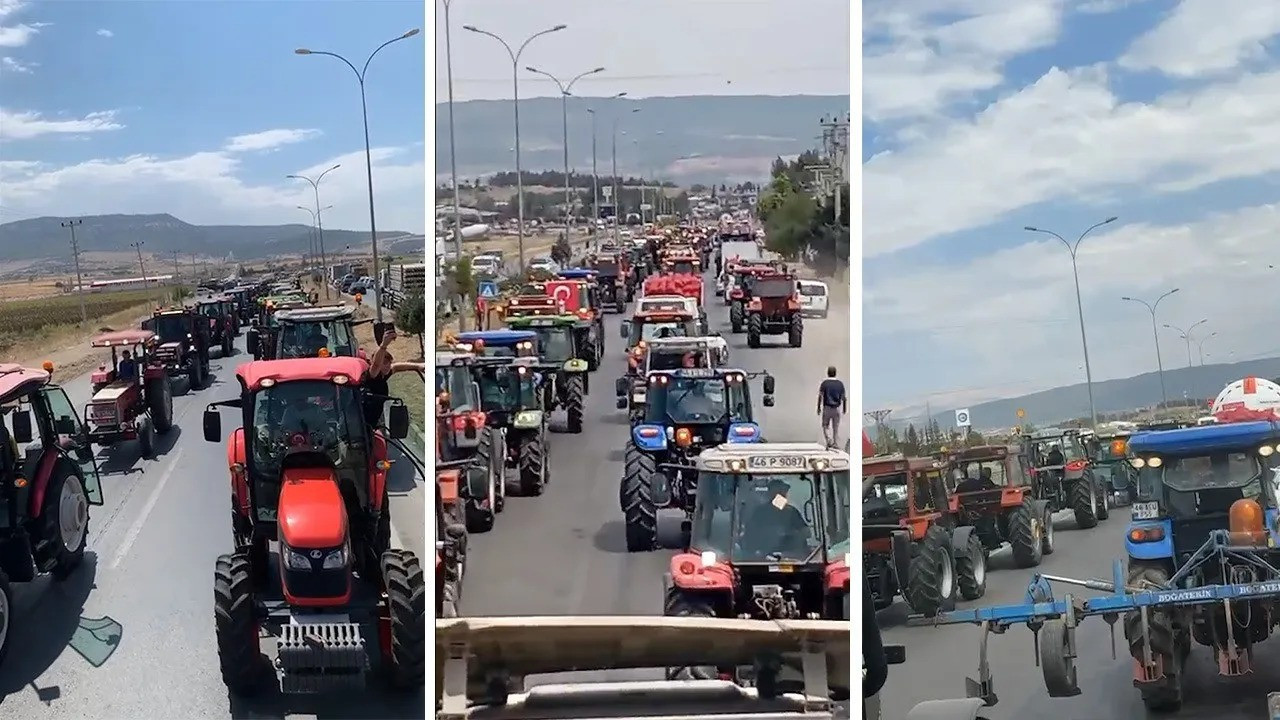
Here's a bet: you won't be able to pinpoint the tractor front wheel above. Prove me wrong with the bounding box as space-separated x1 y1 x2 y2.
564 375 586 433
146 377 173 433
663 587 719 679
1007 502 1044 568
788 316 803 347
620 443 658 552
1069 480 1099 529
517 434 547 496
747 313 762 348
214 552 264 695
137 416 156 460
42 470 89 580
905 525 955 617
381 549 426 689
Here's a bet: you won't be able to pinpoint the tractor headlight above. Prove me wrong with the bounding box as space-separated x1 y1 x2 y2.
1260 445 1276 457
283 546 311 571
322 545 349 570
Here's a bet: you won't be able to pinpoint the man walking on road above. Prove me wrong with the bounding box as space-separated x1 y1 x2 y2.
817 366 846 449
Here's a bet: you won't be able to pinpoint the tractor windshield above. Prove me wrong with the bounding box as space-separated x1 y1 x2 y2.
644 376 748 424
691 471 831 563
753 278 793 298
671 260 695 274
248 380 367 519
150 314 191 343
475 365 537 412
863 472 909 511
277 321 356 358
529 326 575 363
632 320 692 345
436 365 478 411
1152 452 1263 493
196 303 221 318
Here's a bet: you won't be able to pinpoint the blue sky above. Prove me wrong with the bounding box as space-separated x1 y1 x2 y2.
0 0 426 233
863 0 1280 422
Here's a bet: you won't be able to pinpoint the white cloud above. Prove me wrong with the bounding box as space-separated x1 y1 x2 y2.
96 28 112 38
0 0 44 48
0 145 426 235
0 55 32 73
864 66 1280 257
1119 0 1280 78
223 128 322 153
0 108 124 140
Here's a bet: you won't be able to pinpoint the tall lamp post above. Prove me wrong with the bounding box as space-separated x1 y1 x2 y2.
287 164 341 300
464 23 567 271
611 107 640 245
1025 216 1118 429
526 65 605 229
441 0 465 281
1121 287 1179 409
1164 319 1208 369
297 204 333 280
295 27 420 322
1197 331 1218 366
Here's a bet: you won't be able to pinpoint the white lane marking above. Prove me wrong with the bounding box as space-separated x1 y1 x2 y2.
108 448 185 569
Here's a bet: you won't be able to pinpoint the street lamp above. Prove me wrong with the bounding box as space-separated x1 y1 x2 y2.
612 107 640 245
1025 216 1118 429
1197 331 1218 366
1121 287 1179 409
464 23 567 271
441 1 464 289
1163 319 1208 368
295 27 420 322
526 65 605 229
297 204 333 280
287 164 341 299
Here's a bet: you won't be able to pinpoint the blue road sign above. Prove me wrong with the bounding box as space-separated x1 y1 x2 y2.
478 281 499 299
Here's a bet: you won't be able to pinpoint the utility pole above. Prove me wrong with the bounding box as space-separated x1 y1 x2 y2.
61 219 86 324
171 250 181 285
864 409 893 445
191 253 199 281
131 241 152 304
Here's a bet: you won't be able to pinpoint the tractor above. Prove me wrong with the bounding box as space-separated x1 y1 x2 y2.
1022 427 1111 529
464 356 550 496
617 336 729 424
193 295 237 358
451 330 538 359
504 314 590 434
589 253 629 312
726 265 776 331
620 308 700 354
434 458 469 618
619 368 774 552
0 363 105 667
937 445 1054 570
436 351 505 532
744 271 803 348
1092 430 1138 506
200 356 422 695
84 330 174 459
507 290 604 371
143 307 211 391
262 304 369 361
551 270 607 363
863 453 988 617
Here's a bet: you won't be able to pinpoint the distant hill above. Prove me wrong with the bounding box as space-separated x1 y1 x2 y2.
902 358 1280 431
0 213 413 264
435 94 849 185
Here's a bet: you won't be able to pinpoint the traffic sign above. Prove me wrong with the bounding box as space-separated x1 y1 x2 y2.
478 281 499 299
955 408 971 428
1016 408 1026 419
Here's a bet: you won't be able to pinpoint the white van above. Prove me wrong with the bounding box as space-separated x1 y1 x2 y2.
796 279 829 318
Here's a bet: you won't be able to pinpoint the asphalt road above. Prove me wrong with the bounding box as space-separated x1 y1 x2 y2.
458 268 851 684
2 333 427 719
878 509 1280 719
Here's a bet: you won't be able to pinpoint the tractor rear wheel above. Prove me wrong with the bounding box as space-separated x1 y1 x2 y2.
146 377 173 433
620 443 658 552
1069 480 1099 529
1007 502 1044 568
137 416 155 460
788 316 803 347
214 552 264 695
584 339 600 371
517 434 547 496
906 525 955 617
1123 563 1185 712
747 313 762 348
955 533 987 601
477 429 505 513
730 303 744 333
564 375 585 433
222 334 233 357
381 549 426 689
663 588 719 680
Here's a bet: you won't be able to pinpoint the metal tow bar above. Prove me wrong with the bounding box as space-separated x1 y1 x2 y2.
913 531 1280 708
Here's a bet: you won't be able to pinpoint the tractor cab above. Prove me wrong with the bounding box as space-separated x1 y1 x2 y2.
144 307 212 388
588 254 629 312
631 368 773 454
192 295 238 357
1094 431 1138 506
620 309 699 351
436 351 505 531
466 356 542 425
453 330 538 358
618 337 728 423
667 443 852 623
85 330 174 457
505 312 596 373
267 304 366 361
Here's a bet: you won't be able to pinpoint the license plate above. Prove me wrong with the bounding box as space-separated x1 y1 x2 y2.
747 455 807 470
1131 501 1159 520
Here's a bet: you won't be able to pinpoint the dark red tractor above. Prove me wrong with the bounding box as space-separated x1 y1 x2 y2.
745 271 803 348
201 356 423 695
84 330 174 459
193 295 237 358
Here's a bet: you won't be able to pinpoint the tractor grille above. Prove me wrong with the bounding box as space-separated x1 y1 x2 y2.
283 566 349 600
88 403 117 423
277 621 367 694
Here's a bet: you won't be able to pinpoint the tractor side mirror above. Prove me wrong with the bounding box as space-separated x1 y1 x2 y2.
202 408 221 442
762 374 776 394
763 395 775 407
11 410 32 444
387 404 410 440
615 378 629 397
616 397 627 410
619 321 630 338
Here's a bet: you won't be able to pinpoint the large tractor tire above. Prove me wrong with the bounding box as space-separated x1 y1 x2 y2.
747 313 762 348
41 469 89 580
464 447 497 533
1069 479 1099 529
214 552 265 695
478 429 506 513
1123 562 1185 712
954 533 987 601
564 375 586 433
663 587 719 680
905 525 956 617
1093 476 1111 521
0 570 11 668
381 549 426 690
517 434 547 496
1007 502 1045 568
137 416 156 460
620 443 659 552
222 333 234 358
146 377 173 433
730 303 744 333
788 316 803 347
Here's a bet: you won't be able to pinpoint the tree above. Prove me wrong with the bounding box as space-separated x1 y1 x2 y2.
439 255 477 332
395 293 426 359
550 233 573 266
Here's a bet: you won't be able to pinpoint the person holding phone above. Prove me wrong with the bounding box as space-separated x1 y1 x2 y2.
364 327 426 428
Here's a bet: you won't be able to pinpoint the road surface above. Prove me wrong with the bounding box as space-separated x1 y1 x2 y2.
2 333 427 719
877 510 1280 719
458 267 851 684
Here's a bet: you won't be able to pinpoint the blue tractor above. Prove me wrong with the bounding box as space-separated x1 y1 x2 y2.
917 420 1280 717
619 367 774 552
452 330 538 359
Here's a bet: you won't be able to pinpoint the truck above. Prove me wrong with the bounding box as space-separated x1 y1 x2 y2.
381 263 426 309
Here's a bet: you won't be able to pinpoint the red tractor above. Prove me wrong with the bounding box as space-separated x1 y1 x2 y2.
144 307 212 391
201 356 423 695
726 264 776 331
434 458 470 618
84 330 174 459
745 271 803 348
193 295 237 358
0 363 104 665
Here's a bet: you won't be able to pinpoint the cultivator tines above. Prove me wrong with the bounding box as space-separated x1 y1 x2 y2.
277 621 368 693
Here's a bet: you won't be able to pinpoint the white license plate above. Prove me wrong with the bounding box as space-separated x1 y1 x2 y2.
748 455 807 470
1131 501 1159 520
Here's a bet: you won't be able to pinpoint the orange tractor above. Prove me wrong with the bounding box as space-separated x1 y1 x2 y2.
201 356 423 695
745 271 803 348
939 444 1056 569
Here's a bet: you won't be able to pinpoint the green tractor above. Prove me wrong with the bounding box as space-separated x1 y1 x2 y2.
505 314 590 434
465 356 550 496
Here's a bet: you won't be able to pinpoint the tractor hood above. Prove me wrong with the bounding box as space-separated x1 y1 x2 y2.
156 341 183 353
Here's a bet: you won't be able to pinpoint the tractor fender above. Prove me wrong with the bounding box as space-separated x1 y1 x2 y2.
28 446 61 518
888 529 912 590
668 552 734 593
949 525 978 557
906 698 990 720
228 428 250 519
369 431 389 513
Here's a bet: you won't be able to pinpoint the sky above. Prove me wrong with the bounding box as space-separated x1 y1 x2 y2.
434 0 850 102
0 0 426 234
863 0 1280 421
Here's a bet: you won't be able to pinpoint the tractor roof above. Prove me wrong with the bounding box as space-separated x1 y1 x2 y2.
863 453 937 475
696 442 851 473
236 356 368 392
557 268 596 280
456 329 536 346
275 305 357 323
1128 420 1280 456
0 363 51 404
436 350 474 367
506 314 579 326
91 329 157 348
941 445 1018 463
